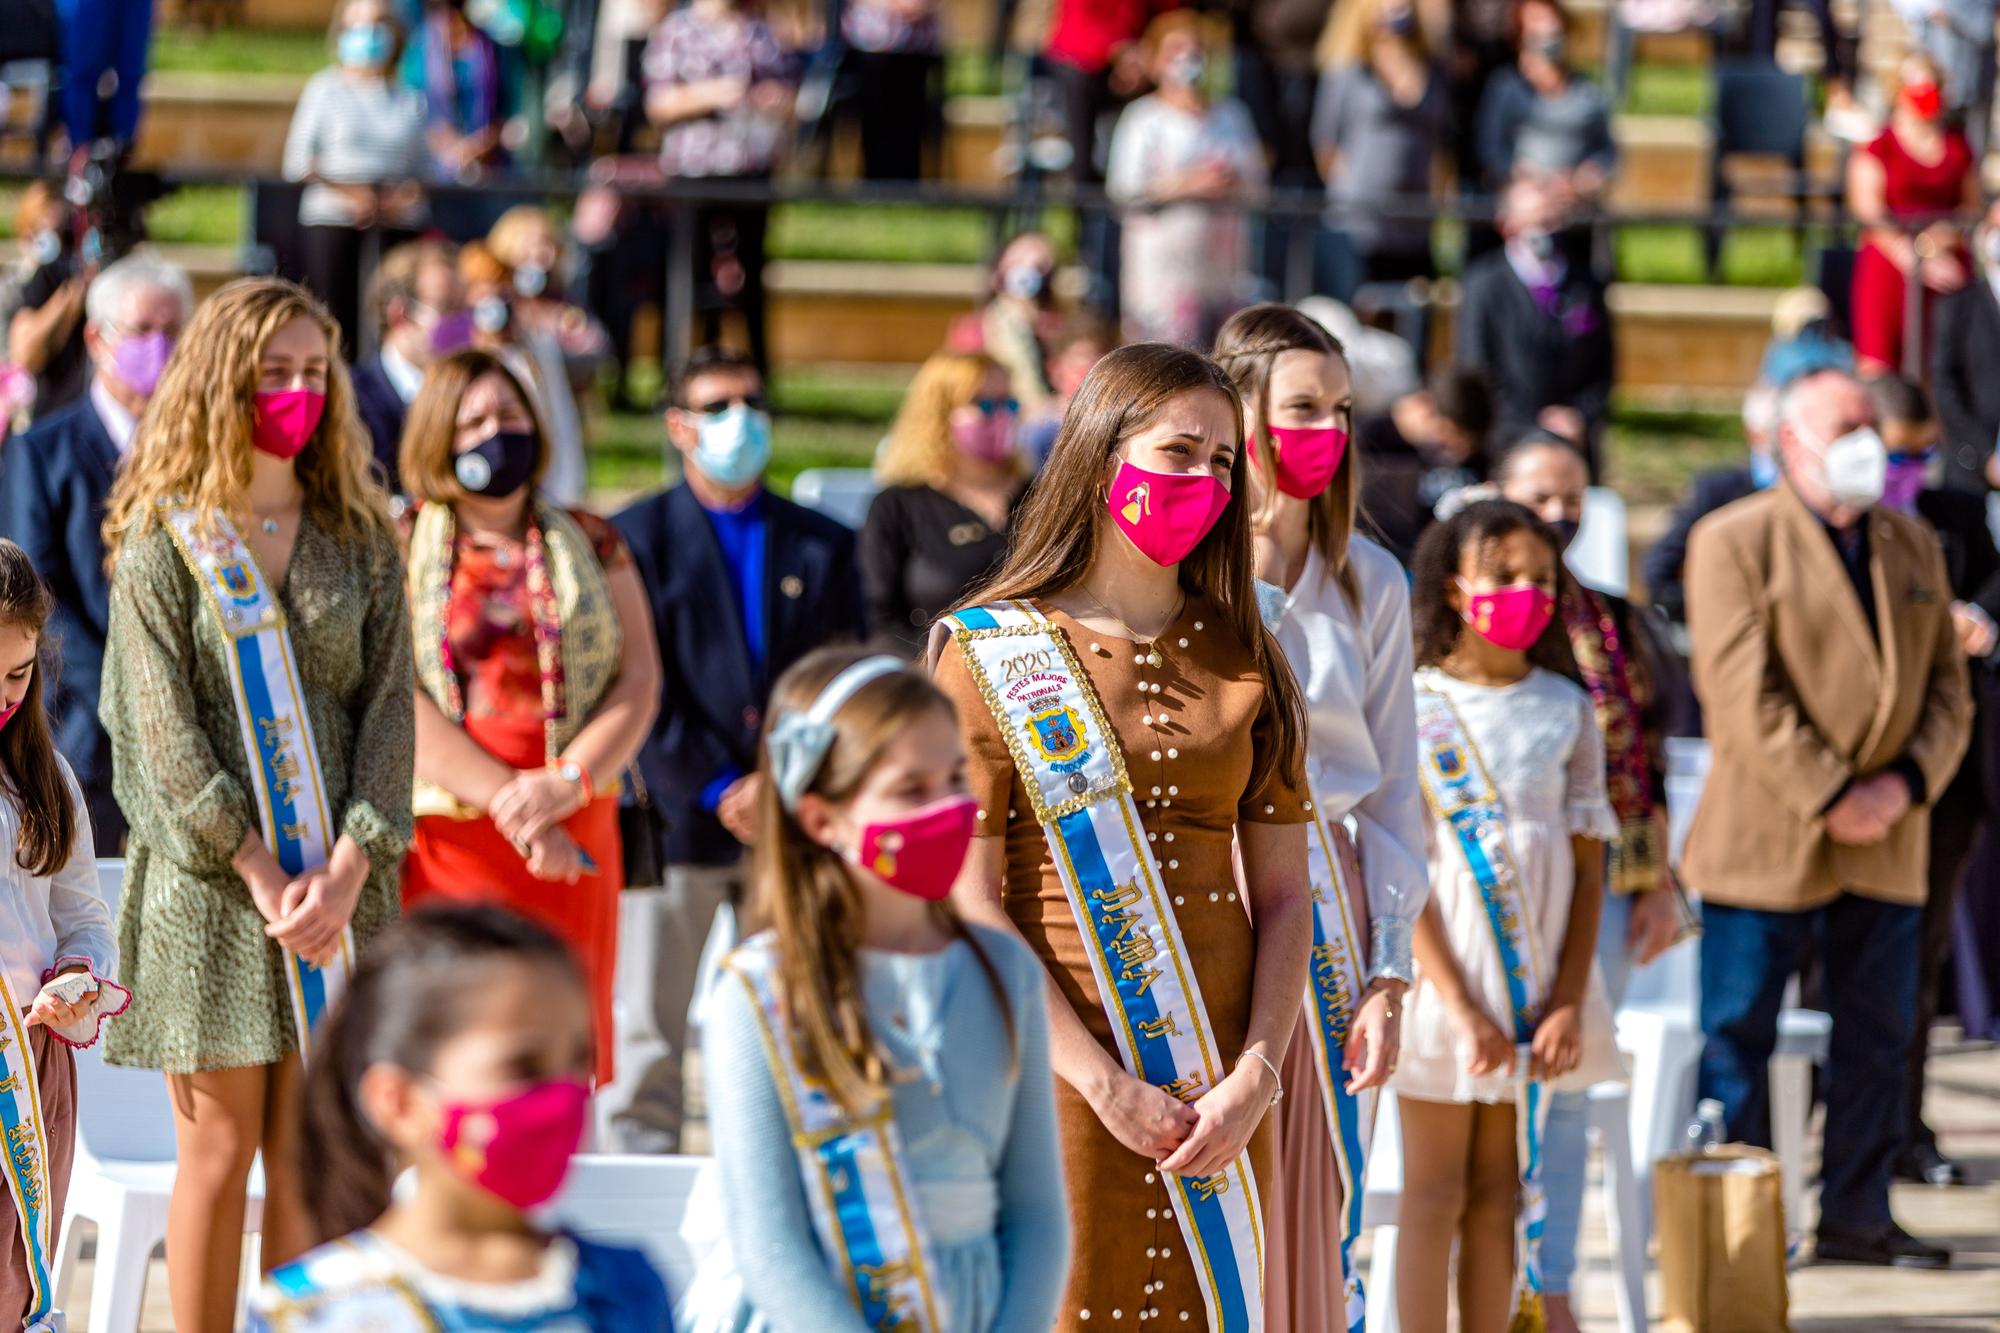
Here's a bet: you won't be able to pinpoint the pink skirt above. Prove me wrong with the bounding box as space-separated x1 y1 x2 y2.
1263 821 1371 1332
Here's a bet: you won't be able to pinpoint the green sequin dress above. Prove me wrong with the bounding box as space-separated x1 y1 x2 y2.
99 516 414 1073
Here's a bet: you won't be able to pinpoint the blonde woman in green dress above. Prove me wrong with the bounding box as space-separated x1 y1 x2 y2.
97 277 414 1332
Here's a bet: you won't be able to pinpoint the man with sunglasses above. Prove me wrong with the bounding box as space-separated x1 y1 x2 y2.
607 345 865 1153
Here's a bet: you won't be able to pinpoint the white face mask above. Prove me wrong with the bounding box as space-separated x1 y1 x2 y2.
1795 418 1888 509
692 403 773 488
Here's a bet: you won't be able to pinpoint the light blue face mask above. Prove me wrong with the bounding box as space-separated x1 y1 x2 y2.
1749 450 1780 490
692 403 773 488
337 22 392 69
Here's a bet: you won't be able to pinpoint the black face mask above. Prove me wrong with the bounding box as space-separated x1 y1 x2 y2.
455 430 538 497
1546 517 1580 551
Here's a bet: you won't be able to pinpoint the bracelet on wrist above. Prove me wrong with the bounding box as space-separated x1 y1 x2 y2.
1237 1049 1284 1104
554 759 593 806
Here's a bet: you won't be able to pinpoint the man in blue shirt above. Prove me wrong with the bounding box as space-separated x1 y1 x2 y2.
607 347 865 1151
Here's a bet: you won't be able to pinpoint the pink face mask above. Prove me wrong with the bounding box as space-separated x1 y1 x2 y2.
0 698 19 733
852 795 978 901
252 388 326 460
1458 580 1555 651
951 408 1018 464
1108 459 1232 567
438 1078 591 1210
1252 423 1349 499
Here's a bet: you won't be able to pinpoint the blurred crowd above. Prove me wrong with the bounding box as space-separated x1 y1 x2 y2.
4 0 1999 431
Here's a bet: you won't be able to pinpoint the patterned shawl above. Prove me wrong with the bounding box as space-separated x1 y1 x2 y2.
1562 583 1662 895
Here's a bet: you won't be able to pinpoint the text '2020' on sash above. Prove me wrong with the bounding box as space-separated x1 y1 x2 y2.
161 507 353 1059
945 600 1265 1333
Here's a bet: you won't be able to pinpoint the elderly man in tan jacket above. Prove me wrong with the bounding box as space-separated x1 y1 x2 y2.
1684 367 1973 1270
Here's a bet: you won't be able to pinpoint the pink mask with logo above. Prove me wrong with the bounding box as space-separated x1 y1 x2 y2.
1252 423 1349 499
252 388 326 460
852 795 978 901
1457 580 1555 651
438 1078 591 1209
1107 460 1232 567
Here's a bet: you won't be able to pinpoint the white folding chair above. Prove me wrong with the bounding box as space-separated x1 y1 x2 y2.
788 468 880 531
1567 487 1630 598
53 860 266 1333
545 1154 708 1296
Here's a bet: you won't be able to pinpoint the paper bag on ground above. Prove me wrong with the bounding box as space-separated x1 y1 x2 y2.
1655 1143 1790 1332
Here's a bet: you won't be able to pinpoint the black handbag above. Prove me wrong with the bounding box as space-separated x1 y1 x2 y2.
617 764 665 890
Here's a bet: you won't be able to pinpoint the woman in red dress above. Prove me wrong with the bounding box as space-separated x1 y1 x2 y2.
398 349 660 1084
1847 52 1980 378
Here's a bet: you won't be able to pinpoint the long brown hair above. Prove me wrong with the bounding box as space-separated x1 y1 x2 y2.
752 647 1017 1115
0 541 76 878
102 277 392 566
1213 303 1363 609
960 342 1308 794
300 906 584 1242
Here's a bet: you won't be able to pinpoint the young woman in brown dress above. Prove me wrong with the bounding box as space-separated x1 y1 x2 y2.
933 342 1313 1331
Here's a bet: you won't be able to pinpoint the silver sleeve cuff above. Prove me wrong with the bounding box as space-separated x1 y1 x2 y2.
1369 916 1415 985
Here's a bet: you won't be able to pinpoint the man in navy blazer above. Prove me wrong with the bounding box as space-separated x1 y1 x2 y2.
606 347 864 1151
349 238 465 491
0 253 192 847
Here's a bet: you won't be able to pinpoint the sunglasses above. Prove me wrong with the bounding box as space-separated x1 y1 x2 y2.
1887 449 1935 466
690 394 769 416
973 397 1020 416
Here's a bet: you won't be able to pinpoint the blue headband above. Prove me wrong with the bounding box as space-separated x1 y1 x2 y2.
766 656 906 812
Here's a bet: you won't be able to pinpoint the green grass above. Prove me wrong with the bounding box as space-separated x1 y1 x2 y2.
1615 223 1808 286
150 24 327 77
142 185 246 247
1605 401 1744 506
1622 63 1710 118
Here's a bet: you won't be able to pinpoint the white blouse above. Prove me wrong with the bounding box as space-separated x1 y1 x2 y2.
1267 536 1429 975
0 756 117 1006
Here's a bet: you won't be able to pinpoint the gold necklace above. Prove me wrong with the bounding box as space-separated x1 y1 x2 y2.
1081 583 1182 668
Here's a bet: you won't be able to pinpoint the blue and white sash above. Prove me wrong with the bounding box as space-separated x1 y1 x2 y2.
719 938 945 1331
1300 797 1372 1333
0 971 61 1333
944 600 1265 1333
161 508 354 1059
1414 687 1551 1331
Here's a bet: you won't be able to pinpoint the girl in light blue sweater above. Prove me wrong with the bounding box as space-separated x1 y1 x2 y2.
682 648 1070 1333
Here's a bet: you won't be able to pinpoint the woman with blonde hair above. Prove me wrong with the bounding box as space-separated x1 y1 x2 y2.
398 348 660 1090
1214 304 1423 1331
858 349 1027 655
484 205 611 396
97 276 414 1331
932 341 1313 1332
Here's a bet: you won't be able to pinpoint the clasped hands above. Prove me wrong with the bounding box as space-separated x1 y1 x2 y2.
1824 772 1913 847
490 766 588 883
240 838 368 968
1089 1058 1269 1182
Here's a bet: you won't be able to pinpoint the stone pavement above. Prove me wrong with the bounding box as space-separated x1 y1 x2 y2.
58 1031 2000 1329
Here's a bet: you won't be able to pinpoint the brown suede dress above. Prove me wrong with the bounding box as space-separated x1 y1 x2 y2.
935 596 1308 1331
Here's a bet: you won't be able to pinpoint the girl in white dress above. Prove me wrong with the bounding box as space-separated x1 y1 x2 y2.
1393 500 1622 1333
1214 303 1423 1333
